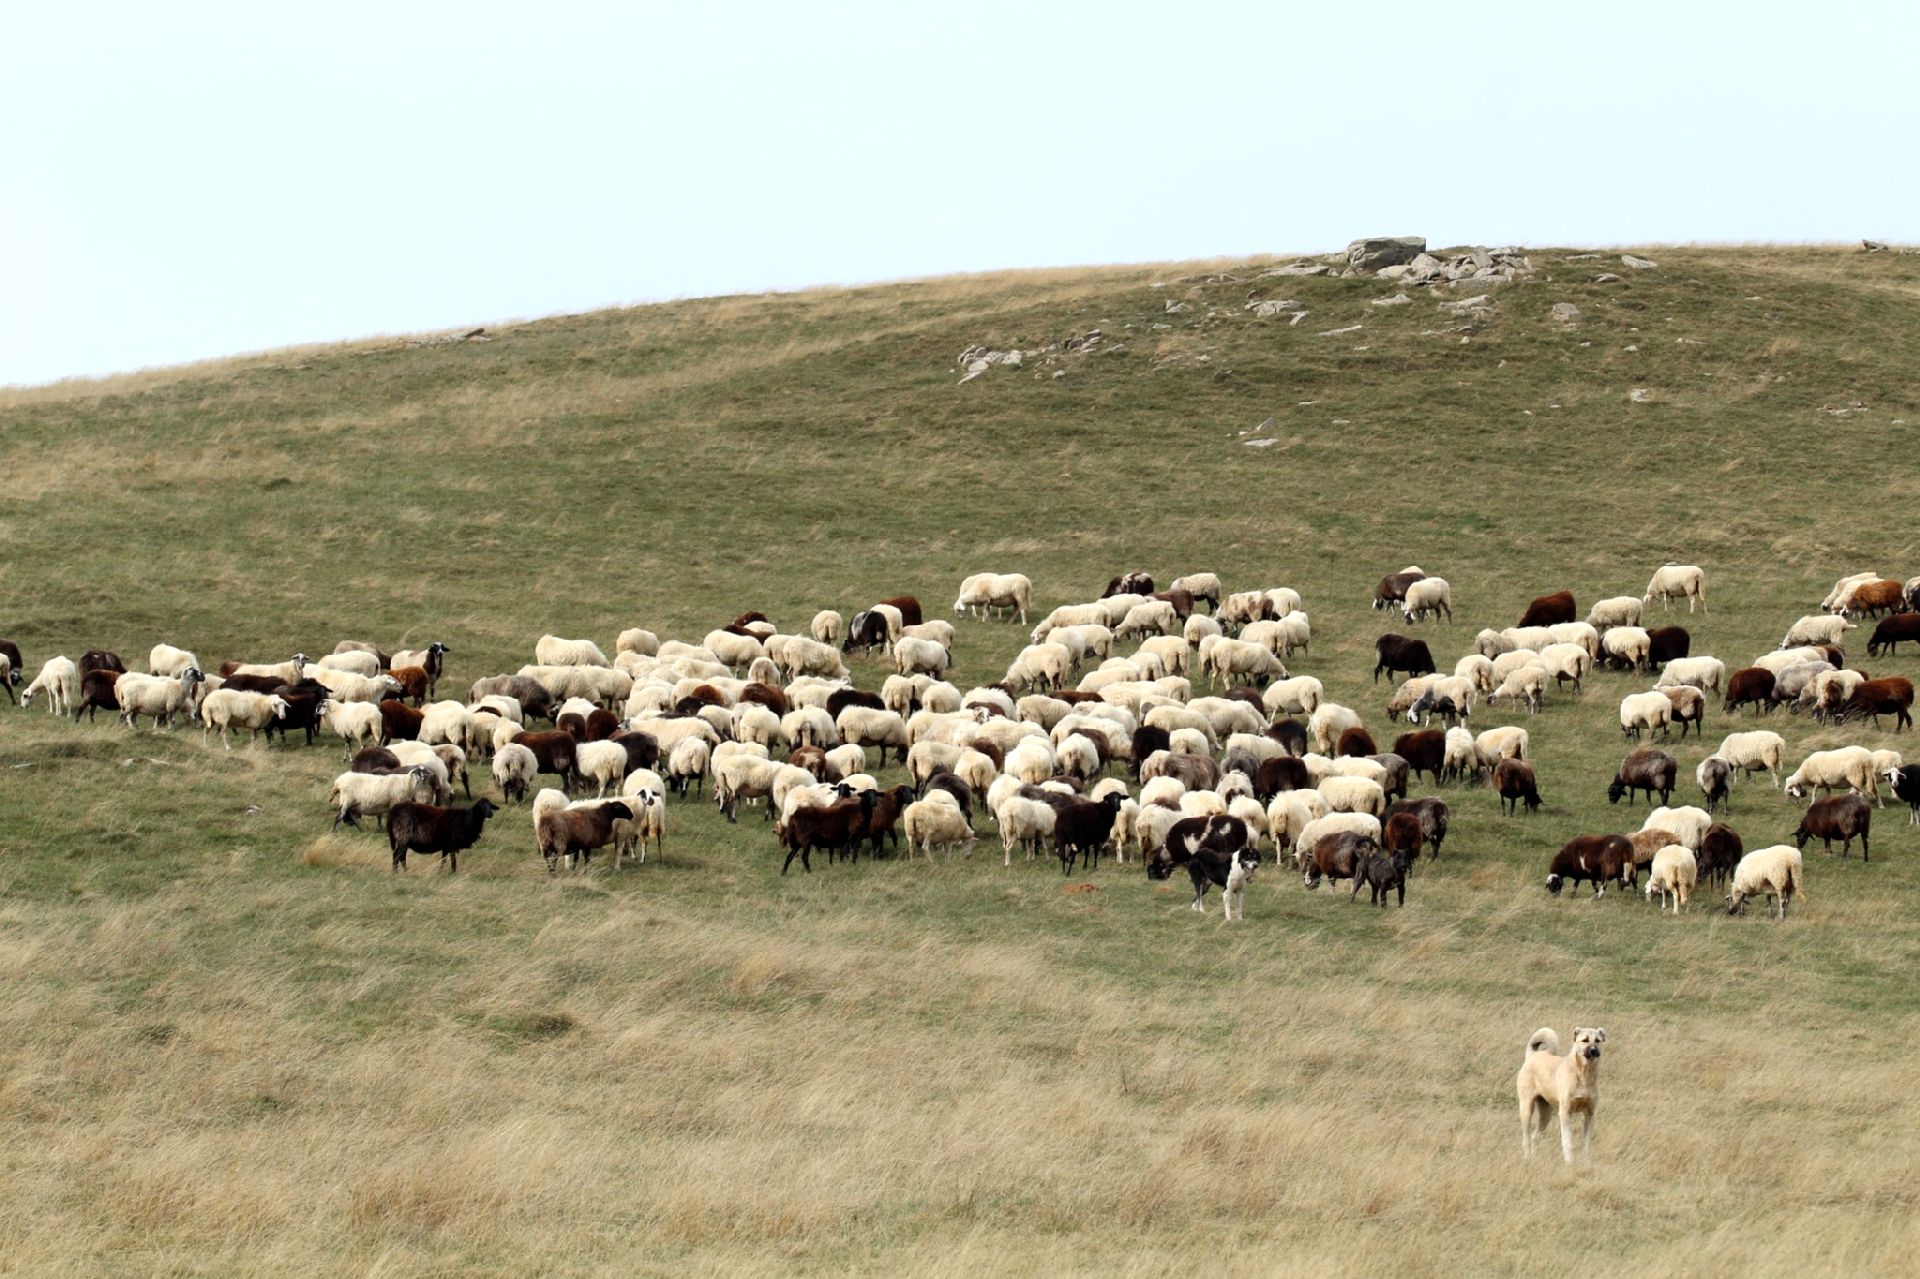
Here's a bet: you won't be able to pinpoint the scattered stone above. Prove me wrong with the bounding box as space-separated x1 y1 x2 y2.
1862 240 1888 253
1550 303 1582 323
1371 293 1412 307
1437 295 1493 314
1629 388 1653 403
1164 300 1189 314
1149 322 1171 330
1318 324 1364 337
1051 370 1067 379
1346 236 1427 272
1331 419 1351 426
1243 438 1278 448
1265 262 1332 277
1593 272 1622 283
1624 343 1638 351
1621 254 1658 270
1245 299 1302 318
1288 311 1310 327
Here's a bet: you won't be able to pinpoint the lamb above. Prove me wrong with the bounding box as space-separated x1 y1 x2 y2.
491 741 538 803
810 611 845 646
1715 731 1786 788
952 572 1033 624
199 689 290 749
21 656 78 715
328 765 437 831
1619 691 1673 740
1726 845 1803 919
113 668 206 730
1643 564 1707 613
902 791 977 861
1784 746 1880 803
1401 577 1453 623
1644 845 1698 913
1642 804 1712 852
1782 614 1853 649
534 635 611 668
1488 665 1546 715
148 644 200 678
1307 703 1363 755
1585 597 1643 631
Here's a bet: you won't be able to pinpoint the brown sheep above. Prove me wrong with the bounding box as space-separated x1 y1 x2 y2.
1518 592 1576 629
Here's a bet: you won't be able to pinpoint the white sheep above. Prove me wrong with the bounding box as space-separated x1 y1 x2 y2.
1266 790 1329 855
1169 573 1222 610
310 668 403 705
1006 738 1058 785
148 644 200 678
836 707 910 766
491 742 538 803
1145 705 1217 749
953 572 1033 624
1183 614 1223 647
229 655 310 685
1401 576 1453 623
903 791 976 860
316 650 382 678
1535 643 1591 694
1294 813 1381 871
1453 654 1496 697
1473 628 1517 658
1645 845 1698 913
1585 597 1643 631
1781 614 1853 649
1179 791 1228 819
1619 691 1673 740
386 741 460 804
1167 727 1211 758
1006 642 1072 692
1197 637 1280 688
997 795 1057 865
1137 634 1188 676
1488 666 1546 715
1030 603 1109 643
1502 626 1556 652
1752 646 1829 677
1262 675 1323 717
632 714 723 757
1821 572 1880 614
616 628 660 657
1319 776 1387 817
1656 657 1727 693
1474 726 1530 767
1015 693 1072 731
324 700 384 757
1186 696 1264 741
892 637 950 679
1218 591 1271 628
1784 746 1879 803
575 740 633 797
1712 730 1785 788
114 669 206 730
328 765 436 830
1443 727 1479 782
773 636 850 681
810 611 844 646
1600 627 1651 672
518 664 609 704
702 629 766 671
1307 703 1362 755
1490 650 1545 685
22 656 78 715
1811 669 1867 718
1643 805 1712 852
200 689 289 750
1644 564 1707 613
534 635 611 668
1727 845 1803 919
1114 600 1177 641
1544 622 1601 659
419 701 475 751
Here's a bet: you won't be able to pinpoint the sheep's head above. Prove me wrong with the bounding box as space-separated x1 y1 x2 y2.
266 696 290 720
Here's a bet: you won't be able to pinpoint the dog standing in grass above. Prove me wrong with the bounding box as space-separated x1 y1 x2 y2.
1517 1027 1607 1163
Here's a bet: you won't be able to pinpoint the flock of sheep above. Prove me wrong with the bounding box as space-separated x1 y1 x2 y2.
3 561 1915 918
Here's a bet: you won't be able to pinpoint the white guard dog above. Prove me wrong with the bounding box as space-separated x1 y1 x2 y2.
1516 1027 1607 1163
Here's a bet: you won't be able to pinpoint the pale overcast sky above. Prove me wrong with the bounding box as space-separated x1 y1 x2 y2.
4 2 1914 386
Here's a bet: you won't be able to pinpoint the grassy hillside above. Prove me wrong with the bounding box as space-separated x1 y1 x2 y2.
3 245 1920 1276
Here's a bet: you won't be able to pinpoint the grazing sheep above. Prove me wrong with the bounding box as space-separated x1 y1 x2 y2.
810 611 845 646
1453 654 1496 697
1261 675 1322 718
1782 614 1853 649
491 742 538 803
953 572 1034 624
1645 845 1698 913
1202 636 1284 688
1840 677 1915 732
1643 564 1707 613
891 637 950 679
1373 567 1427 612
534 635 611 668
317 650 383 678
1488 665 1546 715
148 644 200 678
536 799 635 872
1715 731 1786 788
1494 758 1543 815
1183 614 1223 646
835 706 910 765
1723 667 1775 716
1619 691 1673 740
1838 578 1905 618
1784 746 1879 804
1006 642 1073 692
1696 756 1733 814
1401 577 1453 623
1657 686 1707 740
1473 628 1517 659
324 700 384 757
1599 627 1651 673
1585 597 1643 630
1545 834 1636 897
1821 571 1880 613
1751 646 1829 677
113 668 206 730
1866 612 1920 657
1319 775 1387 818
328 765 437 831
1293 813 1382 872
21 656 78 715
1726 845 1803 919
1518 591 1576 629
311 667 404 705
703 628 767 671
1169 573 1222 611
1795 793 1872 861
1474 725 1530 767
200 689 289 749
387 798 499 873
1610 748 1677 806
1656 657 1726 694
1307 703 1363 755
1642 805 1712 852
1443 727 1479 783
903 791 977 861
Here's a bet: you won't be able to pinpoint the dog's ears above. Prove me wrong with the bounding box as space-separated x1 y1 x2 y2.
1593 1028 1607 1042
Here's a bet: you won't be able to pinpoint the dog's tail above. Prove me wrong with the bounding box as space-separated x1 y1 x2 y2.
1526 1027 1561 1056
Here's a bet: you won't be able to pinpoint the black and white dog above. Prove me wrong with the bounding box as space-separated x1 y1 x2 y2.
1147 815 1260 920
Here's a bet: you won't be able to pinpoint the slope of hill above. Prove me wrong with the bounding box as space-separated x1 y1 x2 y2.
2 245 1919 1275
